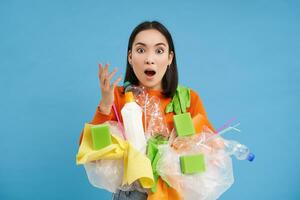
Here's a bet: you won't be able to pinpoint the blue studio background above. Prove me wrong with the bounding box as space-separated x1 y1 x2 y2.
1 1 299 199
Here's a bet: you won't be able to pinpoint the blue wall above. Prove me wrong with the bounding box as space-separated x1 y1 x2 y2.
1 1 299 199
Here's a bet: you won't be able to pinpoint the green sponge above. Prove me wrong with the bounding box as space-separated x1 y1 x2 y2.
173 112 195 137
180 154 206 174
91 124 112 150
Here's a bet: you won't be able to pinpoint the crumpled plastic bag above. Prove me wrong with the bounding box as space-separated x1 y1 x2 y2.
156 130 234 200
144 96 169 138
83 121 125 193
82 121 154 193
84 159 124 193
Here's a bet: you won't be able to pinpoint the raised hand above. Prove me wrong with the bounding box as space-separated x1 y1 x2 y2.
98 63 122 114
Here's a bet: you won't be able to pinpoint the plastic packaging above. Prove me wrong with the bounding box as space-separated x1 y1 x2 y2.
156 129 235 200
169 126 220 154
124 81 146 103
222 140 255 161
156 144 234 200
84 159 124 193
144 96 169 139
124 82 169 139
83 121 125 193
121 91 147 153
83 121 151 193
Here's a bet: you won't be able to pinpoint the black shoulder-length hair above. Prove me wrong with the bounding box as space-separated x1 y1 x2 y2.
124 21 178 98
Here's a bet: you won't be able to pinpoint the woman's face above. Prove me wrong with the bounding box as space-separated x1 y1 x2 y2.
128 29 174 90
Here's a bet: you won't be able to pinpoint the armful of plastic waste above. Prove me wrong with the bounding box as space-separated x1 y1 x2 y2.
155 122 255 200
77 81 256 199
156 136 234 200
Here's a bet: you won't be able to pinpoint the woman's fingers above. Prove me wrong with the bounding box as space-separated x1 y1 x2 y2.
107 67 118 83
98 63 104 83
99 63 109 87
111 75 122 90
102 63 109 79
98 63 121 90
99 63 103 73
103 63 109 78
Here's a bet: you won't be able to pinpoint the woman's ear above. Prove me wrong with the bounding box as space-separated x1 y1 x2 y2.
128 50 132 65
168 51 174 65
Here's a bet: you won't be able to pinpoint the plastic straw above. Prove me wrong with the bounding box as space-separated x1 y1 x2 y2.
217 123 241 136
206 123 241 143
144 93 148 131
112 102 127 140
215 117 237 133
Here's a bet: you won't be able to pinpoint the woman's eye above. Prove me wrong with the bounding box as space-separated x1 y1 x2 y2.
156 48 164 54
137 48 145 53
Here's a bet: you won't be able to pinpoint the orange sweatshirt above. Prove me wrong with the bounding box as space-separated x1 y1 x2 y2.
90 86 212 129
79 85 214 200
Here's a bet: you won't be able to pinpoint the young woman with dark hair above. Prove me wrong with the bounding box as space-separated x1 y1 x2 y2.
81 21 214 200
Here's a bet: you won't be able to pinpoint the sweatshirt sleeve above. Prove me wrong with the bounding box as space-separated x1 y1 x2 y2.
90 105 116 124
188 89 215 132
90 86 122 124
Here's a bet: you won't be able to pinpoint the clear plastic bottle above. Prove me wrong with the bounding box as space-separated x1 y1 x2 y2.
223 139 255 161
124 81 144 98
121 91 147 154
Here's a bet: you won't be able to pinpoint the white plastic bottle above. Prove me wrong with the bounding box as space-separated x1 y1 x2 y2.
121 91 147 154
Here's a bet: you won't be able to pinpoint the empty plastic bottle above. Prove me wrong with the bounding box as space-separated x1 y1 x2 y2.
223 140 255 162
124 81 144 97
121 91 147 154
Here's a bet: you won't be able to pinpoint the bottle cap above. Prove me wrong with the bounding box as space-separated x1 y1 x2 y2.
125 91 134 103
247 153 255 162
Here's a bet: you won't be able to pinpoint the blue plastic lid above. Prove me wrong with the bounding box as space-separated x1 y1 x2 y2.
247 153 255 162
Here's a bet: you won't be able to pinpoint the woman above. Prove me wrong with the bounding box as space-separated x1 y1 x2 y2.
81 21 214 200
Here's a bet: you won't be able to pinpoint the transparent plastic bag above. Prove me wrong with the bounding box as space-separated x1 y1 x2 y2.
174 129 224 152
84 159 124 193
156 129 234 200
83 121 125 193
144 96 169 139
83 121 152 193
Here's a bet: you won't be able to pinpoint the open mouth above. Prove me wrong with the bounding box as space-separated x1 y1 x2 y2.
144 69 156 77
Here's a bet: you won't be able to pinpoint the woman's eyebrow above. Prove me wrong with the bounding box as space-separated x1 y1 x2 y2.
134 42 166 47
155 42 166 47
134 42 146 46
